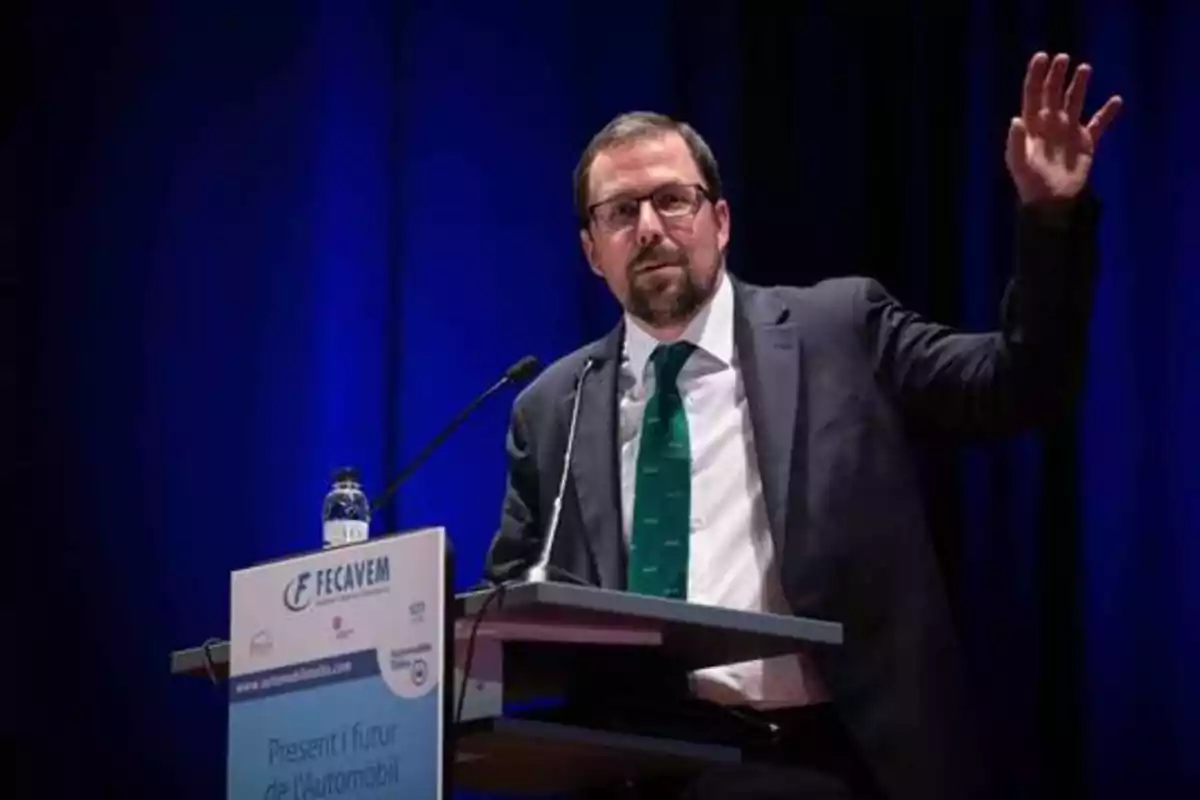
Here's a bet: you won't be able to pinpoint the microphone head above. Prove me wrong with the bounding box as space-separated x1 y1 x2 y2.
505 355 541 382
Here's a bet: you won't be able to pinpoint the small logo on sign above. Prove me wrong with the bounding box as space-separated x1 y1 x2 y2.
249 629 273 657
412 658 428 686
331 615 354 641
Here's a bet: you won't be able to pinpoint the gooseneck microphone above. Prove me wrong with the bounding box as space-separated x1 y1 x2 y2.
456 354 588 726
523 356 601 585
369 354 540 516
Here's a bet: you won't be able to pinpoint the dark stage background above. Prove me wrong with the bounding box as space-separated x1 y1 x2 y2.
9 1 1197 798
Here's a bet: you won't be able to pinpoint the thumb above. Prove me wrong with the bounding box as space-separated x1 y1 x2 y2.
1005 117 1028 173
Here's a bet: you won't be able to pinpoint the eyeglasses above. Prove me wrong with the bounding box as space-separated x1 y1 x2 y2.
587 183 712 232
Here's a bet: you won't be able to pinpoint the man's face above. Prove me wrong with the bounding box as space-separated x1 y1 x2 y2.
580 132 730 331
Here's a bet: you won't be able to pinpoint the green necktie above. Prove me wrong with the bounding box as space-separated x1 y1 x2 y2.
627 341 695 599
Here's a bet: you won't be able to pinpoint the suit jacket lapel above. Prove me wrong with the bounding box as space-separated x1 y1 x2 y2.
565 279 803 588
733 279 803 556
564 325 625 589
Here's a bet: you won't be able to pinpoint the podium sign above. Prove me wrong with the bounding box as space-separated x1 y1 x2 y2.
226 528 451 799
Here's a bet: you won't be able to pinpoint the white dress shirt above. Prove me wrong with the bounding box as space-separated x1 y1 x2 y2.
618 270 828 709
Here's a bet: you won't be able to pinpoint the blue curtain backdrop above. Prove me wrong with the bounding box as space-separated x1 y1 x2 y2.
11 1 1197 798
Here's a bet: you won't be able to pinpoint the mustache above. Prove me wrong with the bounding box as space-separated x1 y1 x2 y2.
629 244 687 272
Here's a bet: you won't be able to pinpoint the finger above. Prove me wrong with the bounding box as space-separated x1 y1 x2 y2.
1023 52 1050 125
1064 62 1092 123
1006 117 1029 173
1042 53 1070 113
1086 95 1124 144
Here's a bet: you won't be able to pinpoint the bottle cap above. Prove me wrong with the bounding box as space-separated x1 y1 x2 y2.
332 466 360 484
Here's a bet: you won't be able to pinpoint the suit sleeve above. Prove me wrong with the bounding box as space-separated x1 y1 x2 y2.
483 399 543 583
859 193 1100 437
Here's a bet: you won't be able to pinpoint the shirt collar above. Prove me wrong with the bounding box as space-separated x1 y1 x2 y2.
622 269 734 385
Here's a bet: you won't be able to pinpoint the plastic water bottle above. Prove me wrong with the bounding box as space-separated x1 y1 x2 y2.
322 467 370 548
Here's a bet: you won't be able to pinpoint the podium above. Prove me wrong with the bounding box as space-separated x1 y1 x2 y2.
173 576 842 795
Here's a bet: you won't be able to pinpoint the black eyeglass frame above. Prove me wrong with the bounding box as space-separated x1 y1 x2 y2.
585 182 716 231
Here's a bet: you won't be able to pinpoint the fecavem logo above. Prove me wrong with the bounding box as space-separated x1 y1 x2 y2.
283 571 312 611
282 555 391 612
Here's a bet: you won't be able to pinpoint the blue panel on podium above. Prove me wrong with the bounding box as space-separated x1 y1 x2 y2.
225 528 451 799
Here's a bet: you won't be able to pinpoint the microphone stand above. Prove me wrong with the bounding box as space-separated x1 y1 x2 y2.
369 356 539 516
522 358 596 586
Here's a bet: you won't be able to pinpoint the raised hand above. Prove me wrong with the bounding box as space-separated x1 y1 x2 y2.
1006 52 1123 206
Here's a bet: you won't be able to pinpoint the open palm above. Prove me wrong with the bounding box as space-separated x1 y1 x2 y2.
1006 52 1123 205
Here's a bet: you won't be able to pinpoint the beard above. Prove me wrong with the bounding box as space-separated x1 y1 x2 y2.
625 246 719 328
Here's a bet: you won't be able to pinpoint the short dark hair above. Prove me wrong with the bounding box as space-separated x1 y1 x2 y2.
572 111 723 229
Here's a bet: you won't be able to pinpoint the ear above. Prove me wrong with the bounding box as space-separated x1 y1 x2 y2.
713 198 731 253
580 228 602 277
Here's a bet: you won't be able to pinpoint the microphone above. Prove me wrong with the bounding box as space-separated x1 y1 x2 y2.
369 354 541 516
455 355 586 728
523 356 601 585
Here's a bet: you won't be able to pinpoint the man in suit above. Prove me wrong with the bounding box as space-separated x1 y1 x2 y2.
485 52 1122 799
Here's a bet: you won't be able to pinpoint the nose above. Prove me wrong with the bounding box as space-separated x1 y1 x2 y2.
634 199 666 247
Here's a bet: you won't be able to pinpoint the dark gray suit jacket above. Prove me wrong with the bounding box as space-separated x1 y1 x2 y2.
485 196 1099 800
